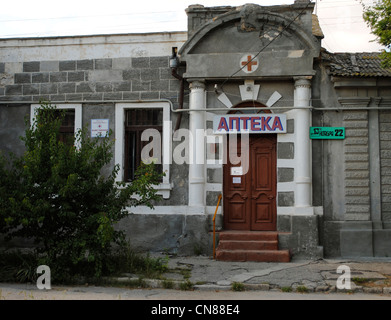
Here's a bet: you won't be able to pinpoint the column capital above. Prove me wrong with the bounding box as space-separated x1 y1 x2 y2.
294 76 312 89
189 80 206 91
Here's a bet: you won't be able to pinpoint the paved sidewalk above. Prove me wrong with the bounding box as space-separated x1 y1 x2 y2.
105 255 391 295
1 256 391 299
162 256 391 294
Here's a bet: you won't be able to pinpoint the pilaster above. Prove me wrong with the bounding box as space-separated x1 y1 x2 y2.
188 80 206 210
293 76 313 214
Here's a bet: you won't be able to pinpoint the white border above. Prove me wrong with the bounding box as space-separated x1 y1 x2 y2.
115 102 172 199
31 104 82 148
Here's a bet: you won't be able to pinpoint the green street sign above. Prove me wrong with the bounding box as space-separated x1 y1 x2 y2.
310 127 345 140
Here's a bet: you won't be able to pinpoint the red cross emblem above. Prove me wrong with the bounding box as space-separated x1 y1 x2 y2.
240 54 259 73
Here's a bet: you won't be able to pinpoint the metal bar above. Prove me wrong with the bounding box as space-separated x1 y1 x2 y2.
1 100 390 112
213 194 222 260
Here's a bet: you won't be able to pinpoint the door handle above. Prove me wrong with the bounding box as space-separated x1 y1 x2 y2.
268 196 275 200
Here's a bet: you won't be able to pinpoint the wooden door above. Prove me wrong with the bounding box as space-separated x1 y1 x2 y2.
223 134 277 231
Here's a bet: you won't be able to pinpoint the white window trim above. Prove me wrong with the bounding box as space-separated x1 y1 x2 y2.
115 102 172 199
31 104 82 148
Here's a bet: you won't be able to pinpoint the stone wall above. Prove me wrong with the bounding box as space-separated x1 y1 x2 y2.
0 56 180 104
380 110 391 223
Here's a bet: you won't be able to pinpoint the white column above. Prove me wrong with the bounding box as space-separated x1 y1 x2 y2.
188 80 206 210
294 76 313 214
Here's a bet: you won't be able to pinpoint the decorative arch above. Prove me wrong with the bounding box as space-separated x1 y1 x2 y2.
228 101 272 114
178 4 321 80
179 5 319 59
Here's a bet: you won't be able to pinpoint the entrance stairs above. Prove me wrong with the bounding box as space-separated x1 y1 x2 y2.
215 231 291 262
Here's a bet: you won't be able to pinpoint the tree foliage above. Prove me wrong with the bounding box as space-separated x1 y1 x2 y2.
0 103 164 279
362 0 391 67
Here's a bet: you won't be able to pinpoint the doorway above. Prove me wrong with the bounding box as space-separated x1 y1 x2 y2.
222 102 277 231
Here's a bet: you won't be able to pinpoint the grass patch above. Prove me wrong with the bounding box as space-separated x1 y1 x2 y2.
179 280 194 291
352 277 371 285
162 279 175 289
281 286 292 292
231 282 245 292
296 285 309 293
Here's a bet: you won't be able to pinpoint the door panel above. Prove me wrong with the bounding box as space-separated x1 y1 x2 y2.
224 134 277 231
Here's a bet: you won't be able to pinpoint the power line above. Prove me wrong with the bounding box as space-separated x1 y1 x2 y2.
0 10 181 23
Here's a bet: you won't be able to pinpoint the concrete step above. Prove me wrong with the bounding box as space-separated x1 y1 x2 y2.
216 249 291 263
218 231 278 241
217 240 278 251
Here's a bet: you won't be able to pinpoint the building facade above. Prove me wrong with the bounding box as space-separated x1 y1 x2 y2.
1 1 391 260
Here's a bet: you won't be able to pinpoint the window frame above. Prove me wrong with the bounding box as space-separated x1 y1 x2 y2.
115 102 172 199
31 104 82 148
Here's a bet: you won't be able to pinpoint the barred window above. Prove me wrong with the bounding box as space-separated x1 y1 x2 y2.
124 109 162 181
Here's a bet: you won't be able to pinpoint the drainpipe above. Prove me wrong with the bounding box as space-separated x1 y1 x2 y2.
170 47 185 135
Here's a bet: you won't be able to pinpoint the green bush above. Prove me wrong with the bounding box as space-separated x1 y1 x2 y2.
0 103 164 281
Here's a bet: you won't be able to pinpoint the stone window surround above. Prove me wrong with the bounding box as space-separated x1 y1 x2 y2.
115 102 172 199
30 104 82 148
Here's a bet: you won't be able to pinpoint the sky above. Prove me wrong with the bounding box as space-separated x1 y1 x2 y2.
0 0 385 53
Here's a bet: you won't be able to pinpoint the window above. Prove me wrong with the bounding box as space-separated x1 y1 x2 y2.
57 109 75 145
31 104 82 147
124 109 163 181
115 102 172 199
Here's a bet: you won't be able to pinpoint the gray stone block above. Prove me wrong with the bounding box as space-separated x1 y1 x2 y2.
82 93 103 101
278 192 294 207
68 71 85 82
104 92 122 100
340 229 373 257
123 69 141 81
118 214 212 255
40 61 59 72
0 63 5 73
32 73 49 83
40 83 58 95
287 119 294 134
95 59 112 70
96 82 113 92
112 58 132 70
141 69 160 81
23 84 39 95
65 93 82 101
5 85 22 95
141 92 159 100
23 61 40 72
150 56 168 68
132 80 150 92
277 142 294 159
278 168 294 182
76 82 95 93
14 73 31 84
50 72 67 82
50 94 65 101
207 168 222 183
132 57 150 68
123 92 140 100
77 59 93 70
88 70 123 82
151 80 169 91
59 60 76 71
113 81 131 92
58 83 76 94
374 229 391 257
277 215 291 232
206 191 221 206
